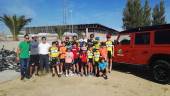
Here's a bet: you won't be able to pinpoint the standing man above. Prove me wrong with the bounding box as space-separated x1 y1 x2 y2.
79 33 87 47
16 34 30 80
105 34 114 73
38 37 51 75
29 35 39 77
87 34 95 48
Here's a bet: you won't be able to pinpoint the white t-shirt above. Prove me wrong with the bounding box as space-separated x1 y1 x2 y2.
38 42 51 55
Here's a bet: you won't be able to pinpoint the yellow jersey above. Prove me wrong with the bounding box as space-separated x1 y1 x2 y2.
49 47 60 58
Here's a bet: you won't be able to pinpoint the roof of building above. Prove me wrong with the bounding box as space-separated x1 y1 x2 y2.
25 23 118 33
121 24 170 33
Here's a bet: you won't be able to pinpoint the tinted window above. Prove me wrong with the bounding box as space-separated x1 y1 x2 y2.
155 30 170 44
135 33 150 44
118 34 131 45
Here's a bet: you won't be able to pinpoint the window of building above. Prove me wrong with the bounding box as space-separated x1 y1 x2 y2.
155 30 170 44
135 32 150 45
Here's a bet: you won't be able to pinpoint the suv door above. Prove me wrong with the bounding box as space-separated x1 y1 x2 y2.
132 32 151 65
114 33 132 63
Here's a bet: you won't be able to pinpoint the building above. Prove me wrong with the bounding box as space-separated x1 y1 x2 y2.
24 23 118 41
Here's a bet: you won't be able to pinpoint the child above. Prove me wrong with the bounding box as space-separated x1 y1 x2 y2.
98 57 108 79
65 48 74 77
49 41 60 77
59 41 67 75
87 47 94 75
105 34 114 73
93 48 100 76
80 50 88 76
72 43 80 74
99 42 107 60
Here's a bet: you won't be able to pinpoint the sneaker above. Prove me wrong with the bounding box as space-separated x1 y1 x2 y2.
52 74 55 77
65 74 69 77
58 74 61 77
103 75 108 80
21 76 24 80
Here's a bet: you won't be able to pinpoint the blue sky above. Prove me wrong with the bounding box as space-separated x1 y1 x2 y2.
0 0 170 34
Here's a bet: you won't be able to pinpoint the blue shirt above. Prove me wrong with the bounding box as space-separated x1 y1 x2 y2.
98 61 108 70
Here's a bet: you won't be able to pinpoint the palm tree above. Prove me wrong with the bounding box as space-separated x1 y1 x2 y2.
0 14 31 41
55 26 65 40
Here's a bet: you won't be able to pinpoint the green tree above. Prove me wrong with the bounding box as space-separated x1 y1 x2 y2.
55 26 65 40
123 0 143 30
152 0 166 25
123 0 134 29
143 0 151 26
0 14 31 41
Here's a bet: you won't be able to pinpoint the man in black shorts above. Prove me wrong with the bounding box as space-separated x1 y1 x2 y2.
30 36 39 76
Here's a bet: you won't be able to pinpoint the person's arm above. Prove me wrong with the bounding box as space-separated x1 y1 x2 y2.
16 42 22 62
16 47 20 62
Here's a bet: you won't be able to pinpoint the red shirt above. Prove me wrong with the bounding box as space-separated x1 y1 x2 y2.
80 53 87 63
72 47 79 59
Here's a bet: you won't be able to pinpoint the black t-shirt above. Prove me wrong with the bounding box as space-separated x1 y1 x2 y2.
87 39 94 47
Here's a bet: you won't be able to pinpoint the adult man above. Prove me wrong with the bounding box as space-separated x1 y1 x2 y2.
29 35 39 76
79 33 87 47
105 34 114 73
38 37 51 74
16 34 30 80
87 34 95 48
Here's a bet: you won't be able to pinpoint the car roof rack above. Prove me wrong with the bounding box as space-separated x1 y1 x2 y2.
121 24 170 33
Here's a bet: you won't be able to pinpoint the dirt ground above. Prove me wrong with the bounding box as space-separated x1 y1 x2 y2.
0 67 170 96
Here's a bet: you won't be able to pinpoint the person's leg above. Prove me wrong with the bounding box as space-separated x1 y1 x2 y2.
35 65 39 75
87 62 90 75
29 64 33 77
20 59 25 80
85 64 88 76
73 64 76 73
60 62 63 74
39 55 44 74
34 55 39 76
44 55 49 73
75 63 78 74
80 63 84 76
56 64 60 76
25 58 30 78
108 58 112 73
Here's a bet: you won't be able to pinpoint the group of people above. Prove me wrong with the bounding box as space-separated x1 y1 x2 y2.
16 33 114 80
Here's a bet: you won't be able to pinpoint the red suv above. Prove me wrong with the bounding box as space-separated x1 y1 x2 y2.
113 24 170 84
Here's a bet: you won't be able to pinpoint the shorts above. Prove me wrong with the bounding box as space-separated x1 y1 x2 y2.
81 62 87 67
107 51 112 59
30 55 39 66
94 61 99 67
73 58 79 64
51 58 60 66
99 69 106 73
60 59 65 63
65 63 71 70
88 58 93 63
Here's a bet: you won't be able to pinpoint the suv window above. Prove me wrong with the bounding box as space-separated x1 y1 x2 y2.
135 32 150 45
155 30 170 44
118 34 131 45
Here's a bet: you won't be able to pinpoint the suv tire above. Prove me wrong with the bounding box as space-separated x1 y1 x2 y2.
152 60 170 84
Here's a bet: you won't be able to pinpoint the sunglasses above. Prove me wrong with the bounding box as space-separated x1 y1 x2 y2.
25 37 29 40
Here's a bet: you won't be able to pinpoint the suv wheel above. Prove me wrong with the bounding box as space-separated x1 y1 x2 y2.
152 60 170 84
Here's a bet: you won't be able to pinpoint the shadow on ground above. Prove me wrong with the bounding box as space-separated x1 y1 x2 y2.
112 63 155 82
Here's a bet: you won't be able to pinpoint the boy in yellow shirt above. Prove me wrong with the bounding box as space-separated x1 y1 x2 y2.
49 42 60 77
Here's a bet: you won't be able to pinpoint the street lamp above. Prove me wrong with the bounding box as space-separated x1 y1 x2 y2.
69 10 73 33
